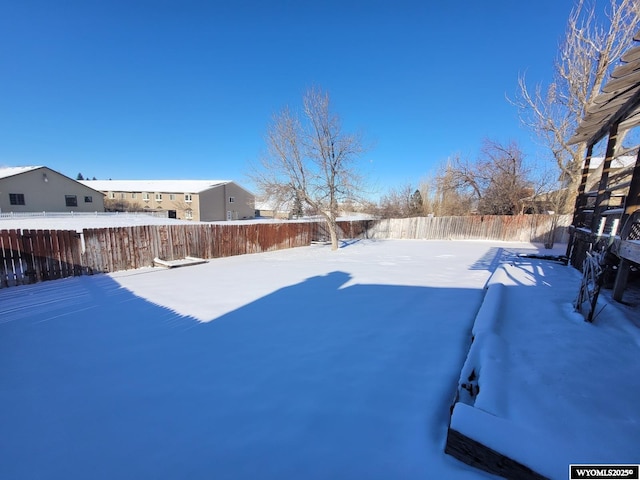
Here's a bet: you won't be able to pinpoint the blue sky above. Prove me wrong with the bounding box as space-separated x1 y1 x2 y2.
0 1 575 197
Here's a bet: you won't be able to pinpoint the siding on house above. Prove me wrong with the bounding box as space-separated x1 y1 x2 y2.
81 179 255 221
0 166 105 213
199 181 255 221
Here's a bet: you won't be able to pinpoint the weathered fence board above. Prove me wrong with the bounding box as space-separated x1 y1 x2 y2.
49 230 61 280
0 229 82 287
3 230 22 287
0 230 19 287
0 215 570 288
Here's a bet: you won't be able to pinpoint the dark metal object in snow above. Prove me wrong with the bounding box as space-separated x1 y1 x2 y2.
574 249 606 322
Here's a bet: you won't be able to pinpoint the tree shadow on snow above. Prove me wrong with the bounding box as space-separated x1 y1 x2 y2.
0 273 486 480
468 247 505 272
339 238 364 248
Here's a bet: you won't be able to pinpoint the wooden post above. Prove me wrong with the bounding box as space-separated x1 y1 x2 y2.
619 148 640 230
613 205 640 302
591 122 619 232
613 258 631 302
567 144 595 260
573 143 595 225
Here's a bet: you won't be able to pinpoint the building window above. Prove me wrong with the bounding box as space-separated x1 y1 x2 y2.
65 195 78 207
109 192 115 199
155 193 162 201
131 193 137 199
84 196 93 203
120 193 126 199
169 194 175 201
229 196 235 203
185 209 193 220
142 193 150 201
9 193 25 205
185 193 192 203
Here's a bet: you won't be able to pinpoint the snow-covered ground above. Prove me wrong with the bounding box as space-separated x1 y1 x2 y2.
0 212 363 232
0 213 198 231
0 239 638 479
453 253 640 478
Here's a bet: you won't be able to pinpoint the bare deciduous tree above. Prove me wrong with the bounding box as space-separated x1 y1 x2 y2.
377 184 422 218
512 0 640 213
440 140 534 215
427 162 475 216
252 87 367 250
476 140 534 215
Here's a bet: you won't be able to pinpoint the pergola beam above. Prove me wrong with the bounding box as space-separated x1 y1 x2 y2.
580 87 640 147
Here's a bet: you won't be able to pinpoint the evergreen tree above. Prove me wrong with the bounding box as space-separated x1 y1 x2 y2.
409 189 423 215
76 173 84 180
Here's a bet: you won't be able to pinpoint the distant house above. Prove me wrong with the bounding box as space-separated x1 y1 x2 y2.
522 155 638 215
0 166 105 214
254 199 292 219
81 179 255 221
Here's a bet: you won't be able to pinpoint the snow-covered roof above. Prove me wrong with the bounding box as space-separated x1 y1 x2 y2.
255 200 291 211
0 166 43 180
80 179 232 194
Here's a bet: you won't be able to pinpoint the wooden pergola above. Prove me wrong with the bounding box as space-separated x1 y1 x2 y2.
568 31 640 303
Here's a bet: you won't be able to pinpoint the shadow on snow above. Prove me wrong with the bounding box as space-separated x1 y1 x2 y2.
0 272 487 480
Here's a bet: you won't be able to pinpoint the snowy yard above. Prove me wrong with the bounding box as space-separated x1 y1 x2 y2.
1 239 638 479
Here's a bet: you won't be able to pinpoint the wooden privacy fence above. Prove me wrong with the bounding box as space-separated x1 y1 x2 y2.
0 214 569 288
0 229 83 288
0 222 316 287
82 222 315 273
357 214 572 243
